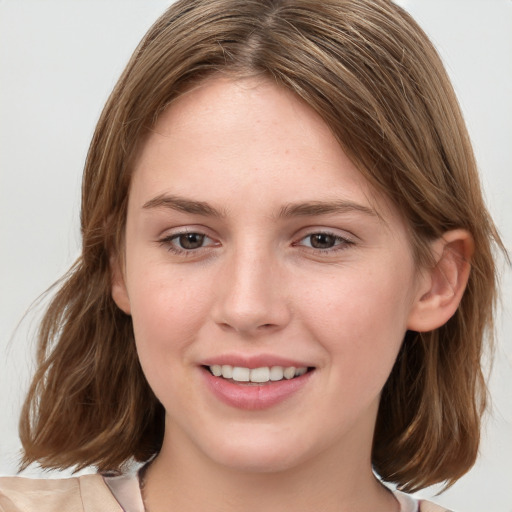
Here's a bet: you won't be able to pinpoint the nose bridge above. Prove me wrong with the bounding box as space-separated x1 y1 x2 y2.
214 239 289 334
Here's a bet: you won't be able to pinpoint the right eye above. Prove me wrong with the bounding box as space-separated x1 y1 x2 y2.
174 233 207 250
159 231 218 254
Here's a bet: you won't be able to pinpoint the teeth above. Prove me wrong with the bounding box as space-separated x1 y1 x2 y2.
269 366 284 381
283 367 296 380
210 364 222 377
209 365 309 383
250 367 270 383
295 367 307 377
221 364 233 379
232 367 250 382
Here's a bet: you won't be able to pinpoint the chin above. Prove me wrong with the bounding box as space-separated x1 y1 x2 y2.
198 427 318 474
213 446 306 474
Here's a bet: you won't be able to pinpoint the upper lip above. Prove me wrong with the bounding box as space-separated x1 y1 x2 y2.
200 354 313 369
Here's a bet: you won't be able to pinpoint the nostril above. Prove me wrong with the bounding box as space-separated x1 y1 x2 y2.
256 323 279 331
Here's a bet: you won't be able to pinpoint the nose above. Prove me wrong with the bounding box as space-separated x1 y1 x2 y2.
212 245 291 336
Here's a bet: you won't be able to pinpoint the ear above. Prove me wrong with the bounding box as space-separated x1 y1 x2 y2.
110 254 131 315
407 229 474 332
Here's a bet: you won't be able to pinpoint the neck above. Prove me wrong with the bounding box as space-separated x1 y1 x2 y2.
142 425 398 512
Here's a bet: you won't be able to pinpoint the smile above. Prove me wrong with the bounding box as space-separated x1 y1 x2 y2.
202 363 315 410
207 365 309 383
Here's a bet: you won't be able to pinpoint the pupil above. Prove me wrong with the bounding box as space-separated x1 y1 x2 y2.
310 233 335 249
179 233 204 249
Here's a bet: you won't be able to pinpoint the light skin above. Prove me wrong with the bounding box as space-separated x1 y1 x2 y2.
112 76 473 512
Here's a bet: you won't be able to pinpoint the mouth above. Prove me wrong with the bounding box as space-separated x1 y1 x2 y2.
204 365 314 384
201 361 315 409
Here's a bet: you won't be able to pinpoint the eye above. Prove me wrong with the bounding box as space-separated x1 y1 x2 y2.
176 232 207 250
159 231 218 254
295 231 354 252
306 233 338 249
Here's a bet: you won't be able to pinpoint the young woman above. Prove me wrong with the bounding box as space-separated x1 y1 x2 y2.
0 1 505 511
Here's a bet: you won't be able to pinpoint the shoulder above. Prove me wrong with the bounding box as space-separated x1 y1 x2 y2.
0 474 122 512
393 490 453 512
419 500 454 512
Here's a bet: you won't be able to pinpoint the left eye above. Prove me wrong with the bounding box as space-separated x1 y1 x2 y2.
298 233 352 250
174 233 207 250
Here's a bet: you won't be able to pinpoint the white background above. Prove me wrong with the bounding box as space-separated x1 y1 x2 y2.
0 1 511 510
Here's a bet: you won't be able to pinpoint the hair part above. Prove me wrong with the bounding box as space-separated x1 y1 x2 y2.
20 0 505 492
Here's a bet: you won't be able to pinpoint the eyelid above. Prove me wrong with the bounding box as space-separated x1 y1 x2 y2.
294 226 357 242
157 227 220 255
292 228 357 253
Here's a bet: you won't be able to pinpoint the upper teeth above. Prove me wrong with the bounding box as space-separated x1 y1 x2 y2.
209 365 308 383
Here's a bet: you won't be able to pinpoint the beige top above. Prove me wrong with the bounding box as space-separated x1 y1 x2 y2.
0 474 120 512
0 473 451 512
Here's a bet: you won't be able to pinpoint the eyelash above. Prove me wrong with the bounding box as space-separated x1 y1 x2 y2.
158 231 218 256
158 230 355 256
293 231 355 254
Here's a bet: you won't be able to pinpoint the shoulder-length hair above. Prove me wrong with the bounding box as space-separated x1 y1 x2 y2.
20 0 504 492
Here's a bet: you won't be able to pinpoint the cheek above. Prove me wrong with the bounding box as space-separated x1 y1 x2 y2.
129 259 210 329
126 265 212 376
299 264 415 382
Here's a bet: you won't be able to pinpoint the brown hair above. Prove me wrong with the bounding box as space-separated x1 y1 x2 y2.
20 0 504 492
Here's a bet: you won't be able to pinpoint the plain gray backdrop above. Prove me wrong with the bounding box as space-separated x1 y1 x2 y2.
1 1 511 511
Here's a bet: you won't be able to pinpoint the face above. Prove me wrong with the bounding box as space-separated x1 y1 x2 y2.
113 76 427 474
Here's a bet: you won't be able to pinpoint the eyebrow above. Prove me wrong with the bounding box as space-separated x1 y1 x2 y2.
277 200 378 219
142 194 226 217
142 194 377 220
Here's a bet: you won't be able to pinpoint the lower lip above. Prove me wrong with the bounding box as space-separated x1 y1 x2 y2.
202 368 313 410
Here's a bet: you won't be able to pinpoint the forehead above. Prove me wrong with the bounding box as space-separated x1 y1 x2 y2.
144 75 345 167
130 76 401 226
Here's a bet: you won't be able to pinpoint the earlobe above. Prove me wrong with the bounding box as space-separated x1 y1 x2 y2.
110 254 131 315
407 229 474 332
